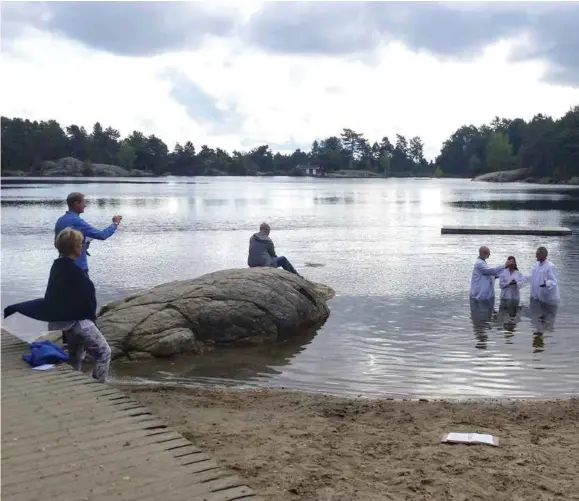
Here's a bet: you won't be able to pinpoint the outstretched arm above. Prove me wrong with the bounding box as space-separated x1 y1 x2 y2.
478 261 505 276
516 272 529 287
76 218 118 241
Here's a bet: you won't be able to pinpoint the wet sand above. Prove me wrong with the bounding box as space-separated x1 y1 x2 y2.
124 385 579 501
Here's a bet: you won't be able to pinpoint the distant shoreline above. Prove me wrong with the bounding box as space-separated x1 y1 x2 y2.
1 172 436 181
1 170 432 180
3 172 579 186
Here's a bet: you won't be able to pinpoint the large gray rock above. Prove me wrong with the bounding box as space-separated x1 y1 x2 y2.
96 268 335 360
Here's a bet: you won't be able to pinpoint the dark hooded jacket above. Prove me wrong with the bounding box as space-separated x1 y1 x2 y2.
247 232 277 267
4 257 97 322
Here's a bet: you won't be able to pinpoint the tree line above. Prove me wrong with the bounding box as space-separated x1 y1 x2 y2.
435 106 579 181
1 106 577 179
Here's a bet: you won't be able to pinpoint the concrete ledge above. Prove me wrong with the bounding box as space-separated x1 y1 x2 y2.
441 226 572 236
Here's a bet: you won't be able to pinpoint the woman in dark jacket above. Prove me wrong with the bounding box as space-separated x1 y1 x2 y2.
4 228 111 382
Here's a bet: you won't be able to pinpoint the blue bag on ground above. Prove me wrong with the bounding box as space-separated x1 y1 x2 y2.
22 340 69 367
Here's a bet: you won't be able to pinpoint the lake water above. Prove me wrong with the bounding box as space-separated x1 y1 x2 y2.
2 176 579 399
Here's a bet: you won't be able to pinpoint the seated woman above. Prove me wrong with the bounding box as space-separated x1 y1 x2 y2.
4 228 111 382
498 255 527 318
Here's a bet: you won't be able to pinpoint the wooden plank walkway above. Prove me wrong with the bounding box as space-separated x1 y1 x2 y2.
1 330 262 501
441 225 572 236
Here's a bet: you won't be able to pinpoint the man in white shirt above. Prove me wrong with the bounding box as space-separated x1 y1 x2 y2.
529 246 560 333
470 246 511 301
529 246 560 303
469 247 511 344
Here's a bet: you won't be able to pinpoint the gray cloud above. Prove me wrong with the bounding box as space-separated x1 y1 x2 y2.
1 1 237 56
245 1 579 86
162 69 244 136
4 1 579 87
0 2 47 43
244 2 527 57
243 2 378 56
509 8 579 87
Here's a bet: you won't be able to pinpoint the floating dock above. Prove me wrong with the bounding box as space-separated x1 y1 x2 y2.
441 226 572 236
1 330 262 501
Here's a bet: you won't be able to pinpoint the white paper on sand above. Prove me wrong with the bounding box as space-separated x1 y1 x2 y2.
32 364 56 371
441 432 499 447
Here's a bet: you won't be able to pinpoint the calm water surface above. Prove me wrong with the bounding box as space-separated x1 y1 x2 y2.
2 176 579 399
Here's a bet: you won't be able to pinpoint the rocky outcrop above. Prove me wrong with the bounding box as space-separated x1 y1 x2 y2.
473 169 579 185
472 168 530 183
2 158 151 177
41 157 130 177
96 268 335 360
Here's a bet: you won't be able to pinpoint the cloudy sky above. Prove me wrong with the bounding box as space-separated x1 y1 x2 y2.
2 1 578 159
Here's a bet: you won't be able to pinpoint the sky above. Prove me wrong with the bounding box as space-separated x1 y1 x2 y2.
2 1 579 160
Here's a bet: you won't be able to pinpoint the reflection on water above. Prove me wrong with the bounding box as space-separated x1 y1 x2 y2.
116 330 318 385
498 299 521 319
313 195 355 204
469 298 495 350
529 298 559 334
2 177 579 399
533 333 545 354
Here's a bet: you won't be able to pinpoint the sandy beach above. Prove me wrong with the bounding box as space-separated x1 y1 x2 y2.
124 385 579 501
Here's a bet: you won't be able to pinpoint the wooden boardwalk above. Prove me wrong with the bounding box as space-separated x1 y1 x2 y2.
1 331 262 501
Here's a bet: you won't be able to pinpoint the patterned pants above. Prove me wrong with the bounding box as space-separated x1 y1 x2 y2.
65 320 111 383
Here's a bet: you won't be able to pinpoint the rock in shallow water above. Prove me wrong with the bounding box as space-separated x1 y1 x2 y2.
96 268 334 359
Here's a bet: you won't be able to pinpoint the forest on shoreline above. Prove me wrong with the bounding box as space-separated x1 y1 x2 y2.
1 106 578 180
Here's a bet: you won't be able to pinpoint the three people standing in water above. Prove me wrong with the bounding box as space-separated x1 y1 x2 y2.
470 244 561 338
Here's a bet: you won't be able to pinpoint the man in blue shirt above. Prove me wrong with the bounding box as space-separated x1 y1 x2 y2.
54 192 122 275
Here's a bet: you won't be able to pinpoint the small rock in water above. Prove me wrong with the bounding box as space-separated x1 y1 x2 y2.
304 262 325 267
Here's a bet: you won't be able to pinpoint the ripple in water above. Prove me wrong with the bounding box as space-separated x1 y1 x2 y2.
2 177 578 398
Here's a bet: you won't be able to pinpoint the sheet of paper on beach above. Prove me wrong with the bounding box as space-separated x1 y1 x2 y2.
442 432 499 446
32 364 56 371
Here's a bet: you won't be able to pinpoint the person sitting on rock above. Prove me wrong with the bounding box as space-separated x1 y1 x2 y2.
247 222 300 276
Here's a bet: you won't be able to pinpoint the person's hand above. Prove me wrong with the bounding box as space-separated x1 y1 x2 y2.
112 215 122 225
509 279 517 286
